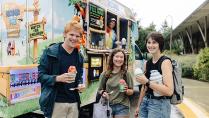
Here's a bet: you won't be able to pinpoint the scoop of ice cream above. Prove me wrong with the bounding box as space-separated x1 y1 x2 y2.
134 68 143 77
119 79 126 84
68 66 77 73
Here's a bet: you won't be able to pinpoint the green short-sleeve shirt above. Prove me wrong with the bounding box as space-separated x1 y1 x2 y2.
98 71 134 107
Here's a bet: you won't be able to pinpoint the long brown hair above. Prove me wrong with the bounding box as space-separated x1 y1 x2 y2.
105 48 127 78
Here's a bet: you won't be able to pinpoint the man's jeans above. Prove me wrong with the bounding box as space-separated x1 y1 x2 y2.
139 96 171 118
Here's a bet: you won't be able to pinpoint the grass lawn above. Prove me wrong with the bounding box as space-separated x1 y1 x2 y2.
165 54 197 65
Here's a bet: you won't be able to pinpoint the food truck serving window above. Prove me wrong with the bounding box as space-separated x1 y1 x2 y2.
90 32 105 49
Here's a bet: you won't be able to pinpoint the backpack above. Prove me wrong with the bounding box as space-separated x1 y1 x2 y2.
158 56 184 105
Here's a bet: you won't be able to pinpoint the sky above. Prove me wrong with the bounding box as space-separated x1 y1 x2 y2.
0 0 206 33
119 0 205 30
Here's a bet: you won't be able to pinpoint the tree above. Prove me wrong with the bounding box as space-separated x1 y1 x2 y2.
160 20 171 50
136 27 147 52
136 22 157 52
146 22 156 32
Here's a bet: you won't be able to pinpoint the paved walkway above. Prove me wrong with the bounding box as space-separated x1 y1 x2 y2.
177 78 209 118
183 78 209 112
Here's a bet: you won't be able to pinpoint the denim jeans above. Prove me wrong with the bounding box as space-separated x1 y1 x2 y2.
110 104 129 117
139 96 171 118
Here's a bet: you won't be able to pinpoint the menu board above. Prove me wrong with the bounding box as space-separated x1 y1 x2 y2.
89 3 105 30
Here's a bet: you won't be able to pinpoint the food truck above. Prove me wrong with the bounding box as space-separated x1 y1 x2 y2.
0 0 141 117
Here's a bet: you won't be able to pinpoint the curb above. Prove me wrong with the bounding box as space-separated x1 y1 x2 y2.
177 98 209 118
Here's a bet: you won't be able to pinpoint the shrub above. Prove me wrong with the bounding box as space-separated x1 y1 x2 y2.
193 48 209 81
163 50 175 55
182 66 194 78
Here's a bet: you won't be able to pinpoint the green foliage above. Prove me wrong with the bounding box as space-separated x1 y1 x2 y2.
171 39 184 55
136 22 156 52
165 54 197 78
182 67 193 78
136 28 147 52
193 48 209 81
68 0 81 6
160 20 171 50
160 20 184 54
163 50 176 55
146 22 157 32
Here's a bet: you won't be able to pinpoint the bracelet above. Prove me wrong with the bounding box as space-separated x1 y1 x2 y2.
145 80 150 87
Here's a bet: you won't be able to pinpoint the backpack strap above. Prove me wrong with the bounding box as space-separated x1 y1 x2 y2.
157 56 172 74
146 59 152 69
145 59 152 75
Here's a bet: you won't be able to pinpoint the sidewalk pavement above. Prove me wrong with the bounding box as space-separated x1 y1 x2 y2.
177 98 209 118
176 78 209 118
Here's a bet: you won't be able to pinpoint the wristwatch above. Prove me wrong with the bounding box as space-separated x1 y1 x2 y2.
146 80 150 87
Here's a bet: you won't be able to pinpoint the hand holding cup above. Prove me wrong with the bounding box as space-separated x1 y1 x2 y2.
56 73 75 83
55 66 77 83
66 66 77 83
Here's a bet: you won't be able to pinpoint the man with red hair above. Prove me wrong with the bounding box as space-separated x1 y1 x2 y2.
38 20 84 118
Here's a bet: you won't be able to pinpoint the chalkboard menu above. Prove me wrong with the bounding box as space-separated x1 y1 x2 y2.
89 3 105 31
